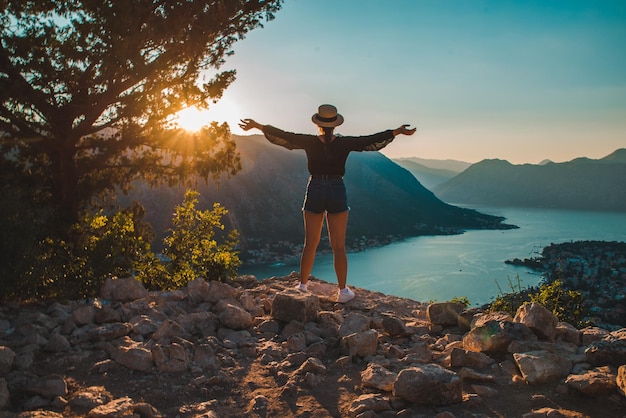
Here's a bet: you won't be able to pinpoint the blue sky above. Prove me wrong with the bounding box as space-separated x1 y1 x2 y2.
204 0 626 163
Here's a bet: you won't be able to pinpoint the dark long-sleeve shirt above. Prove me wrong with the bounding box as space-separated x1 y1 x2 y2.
262 125 395 176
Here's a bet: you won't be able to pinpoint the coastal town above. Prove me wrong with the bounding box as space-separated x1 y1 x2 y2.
506 240 626 328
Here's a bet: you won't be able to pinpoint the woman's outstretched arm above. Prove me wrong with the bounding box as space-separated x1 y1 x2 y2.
393 124 417 136
239 118 264 132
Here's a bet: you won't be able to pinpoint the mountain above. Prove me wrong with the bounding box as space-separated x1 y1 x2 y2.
395 157 472 173
391 159 464 189
120 135 515 255
432 149 626 211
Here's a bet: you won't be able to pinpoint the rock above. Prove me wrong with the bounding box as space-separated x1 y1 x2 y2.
100 277 148 302
338 312 370 337
580 326 610 345
72 305 96 326
381 314 409 337
393 364 462 405
205 280 239 303
87 396 134 417
427 302 464 326
218 303 253 330
565 368 617 396
555 322 581 345
69 387 112 413
27 376 68 399
340 330 378 357
0 378 9 410
88 323 132 342
0 346 15 376
152 319 188 343
449 348 495 369
193 344 220 372
585 328 626 366
513 350 573 384
361 363 397 392
294 357 326 375
111 338 153 371
514 302 558 341
617 365 626 397
349 393 392 416
152 343 188 373
463 320 535 353
271 290 319 323
186 277 212 303
44 334 70 352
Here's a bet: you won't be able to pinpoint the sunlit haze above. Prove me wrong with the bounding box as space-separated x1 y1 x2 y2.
200 0 625 164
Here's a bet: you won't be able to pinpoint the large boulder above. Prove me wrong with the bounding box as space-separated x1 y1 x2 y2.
100 277 148 302
393 364 462 405
271 290 319 323
585 328 626 366
513 350 572 384
463 320 535 353
427 302 464 326
514 302 558 341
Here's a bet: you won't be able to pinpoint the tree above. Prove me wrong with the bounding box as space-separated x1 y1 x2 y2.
0 0 282 229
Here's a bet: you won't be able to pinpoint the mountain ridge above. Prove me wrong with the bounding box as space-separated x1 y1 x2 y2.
432 148 626 211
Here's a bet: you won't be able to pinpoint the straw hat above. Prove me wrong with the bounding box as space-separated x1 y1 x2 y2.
311 104 344 127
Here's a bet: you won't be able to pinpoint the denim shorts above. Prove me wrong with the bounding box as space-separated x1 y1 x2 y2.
302 177 349 214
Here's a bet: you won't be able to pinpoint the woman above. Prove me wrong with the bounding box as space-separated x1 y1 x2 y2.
239 104 416 302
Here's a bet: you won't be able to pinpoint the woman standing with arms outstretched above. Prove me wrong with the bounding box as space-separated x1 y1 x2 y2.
239 104 416 302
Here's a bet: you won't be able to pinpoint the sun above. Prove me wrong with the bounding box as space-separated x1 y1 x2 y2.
173 99 240 132
173 106 210 132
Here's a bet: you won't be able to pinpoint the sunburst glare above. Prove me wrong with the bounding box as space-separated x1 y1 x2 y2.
173 99 240 132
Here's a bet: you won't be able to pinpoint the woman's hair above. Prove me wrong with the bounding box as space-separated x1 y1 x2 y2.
322 127 334 144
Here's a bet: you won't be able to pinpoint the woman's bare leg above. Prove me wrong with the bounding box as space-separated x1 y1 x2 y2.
326 210 349 289
300 211 325 284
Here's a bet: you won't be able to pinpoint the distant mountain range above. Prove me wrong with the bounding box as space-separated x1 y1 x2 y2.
120 135 515 254
392 157 471 189
432 149 626 212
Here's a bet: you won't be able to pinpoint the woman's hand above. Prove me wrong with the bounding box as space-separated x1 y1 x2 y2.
393 124 417 136
239 118 263 132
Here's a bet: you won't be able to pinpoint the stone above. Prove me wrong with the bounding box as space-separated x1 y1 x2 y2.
463 320 535 353
555 321 581 345
218 303 253 330
193 344 220 372
0 346 15 376
27 376 68 399
349 393 392 416
393 364 462 405
0 378 9 410
100 276 148 302
88 396 134 417
565 368 617 396
427 302 464 326
152 319 188 343
381 314 409 336
206 280 239 303
88 323 132 342
72 305 96 326
361 363 397 392
186 277 212 302
111 339 153 372
152 343 188 373
271 290 319 323
617 365 626 397
513 350 573 384
69 386 112 413
338 312 370 337
585 328 626 366
449 348 495 369
514 302 558 341
44 334 70 352
340 330 378 357
580 326 610 345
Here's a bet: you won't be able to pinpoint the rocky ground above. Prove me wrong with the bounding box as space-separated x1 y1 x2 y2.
1 274 625 418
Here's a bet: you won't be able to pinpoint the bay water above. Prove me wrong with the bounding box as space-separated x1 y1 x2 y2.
240 206 626 306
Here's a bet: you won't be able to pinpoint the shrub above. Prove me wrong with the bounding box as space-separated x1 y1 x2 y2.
158 190 240 288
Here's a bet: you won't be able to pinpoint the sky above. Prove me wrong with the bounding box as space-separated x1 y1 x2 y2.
197 0 626 164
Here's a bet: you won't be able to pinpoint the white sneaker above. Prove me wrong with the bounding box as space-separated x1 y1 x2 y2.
295 282 308 291
337 287 355 303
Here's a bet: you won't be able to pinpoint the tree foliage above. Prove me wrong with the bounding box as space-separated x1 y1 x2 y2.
0 0 282 227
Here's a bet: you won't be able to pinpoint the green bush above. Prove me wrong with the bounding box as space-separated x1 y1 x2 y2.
159 190 240 288
490 275 587 326
4 189 240 300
